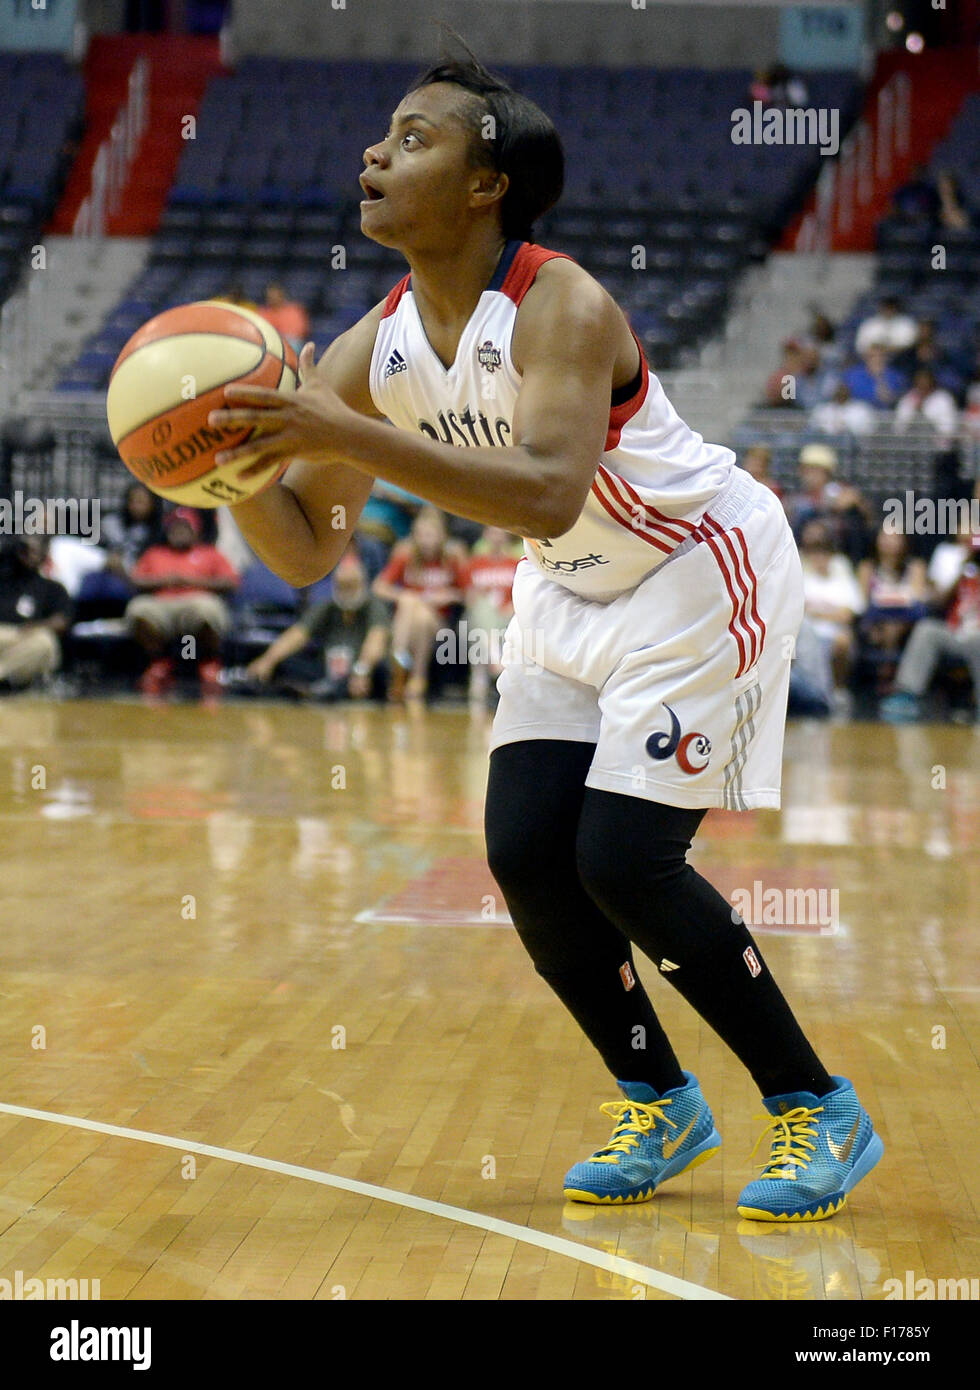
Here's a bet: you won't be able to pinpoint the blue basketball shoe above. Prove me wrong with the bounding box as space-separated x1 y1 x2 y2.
563 1073 721 1204
737 1076 883 1222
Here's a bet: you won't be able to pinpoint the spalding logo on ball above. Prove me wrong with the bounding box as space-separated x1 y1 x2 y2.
106 300 298 508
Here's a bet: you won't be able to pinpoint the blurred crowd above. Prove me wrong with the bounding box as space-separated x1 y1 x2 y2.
3 254 980 720
744 440 980 721
0 482 522 711
760 297 980 461
2 445 978 722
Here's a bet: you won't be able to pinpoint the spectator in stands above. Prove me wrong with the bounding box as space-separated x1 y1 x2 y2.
45 534 107 601
888 166 940 225
895 367 959 449
215 283 259 310
962 351 980 442
373 506 467 702
798 518 865 698
75 483 164 617
0 537 71 693
749 68 773 104
749 64 807 109
892 319 963 398
810 381 877 437
856 528 929 690
926 510 980 600
125 507 239 698
784 444 837 531
258 282 310 351
936 170 973 233
788 617 833 718
239 554 390 700
768 63 808 109
102 483 164 568
463 526 522 706
854 296 918 358
784 444 873 565
804 306 843 370
739 444 782 498
763 339 826 411
843 344 905 410
881 525 980 722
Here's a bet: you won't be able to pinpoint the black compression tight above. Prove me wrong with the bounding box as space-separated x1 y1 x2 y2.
485 739 833 1099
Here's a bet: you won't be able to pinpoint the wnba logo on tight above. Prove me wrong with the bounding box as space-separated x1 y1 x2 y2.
730 881 839 935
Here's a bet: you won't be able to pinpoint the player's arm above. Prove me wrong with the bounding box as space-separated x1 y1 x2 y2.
228 304 386 587
211 262 621 540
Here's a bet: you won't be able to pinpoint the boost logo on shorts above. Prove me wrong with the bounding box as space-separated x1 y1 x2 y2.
645 704 712 774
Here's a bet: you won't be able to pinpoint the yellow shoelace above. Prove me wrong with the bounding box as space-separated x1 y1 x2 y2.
750 1104 824 1181
587 1098 677 1165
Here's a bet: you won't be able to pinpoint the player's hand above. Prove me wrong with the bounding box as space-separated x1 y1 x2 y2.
208 343 360 476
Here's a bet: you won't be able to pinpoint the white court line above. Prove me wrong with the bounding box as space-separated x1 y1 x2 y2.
0 1100 729 1301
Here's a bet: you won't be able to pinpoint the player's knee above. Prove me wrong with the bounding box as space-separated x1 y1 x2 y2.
576 829 688 919
485 815 547 896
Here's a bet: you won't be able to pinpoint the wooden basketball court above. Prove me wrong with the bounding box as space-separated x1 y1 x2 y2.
0 696 976 1301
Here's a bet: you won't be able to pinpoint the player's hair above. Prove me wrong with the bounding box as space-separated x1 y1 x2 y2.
408 54 564 242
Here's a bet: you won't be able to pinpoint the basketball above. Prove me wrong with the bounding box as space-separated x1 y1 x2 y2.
106 300 299 508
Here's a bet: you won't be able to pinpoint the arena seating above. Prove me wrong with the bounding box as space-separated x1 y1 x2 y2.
0 53 85 307
733 87 980 502
57 59 859 386
869 92 980 332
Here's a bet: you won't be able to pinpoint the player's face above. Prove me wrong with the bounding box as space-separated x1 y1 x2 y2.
359 83 494 250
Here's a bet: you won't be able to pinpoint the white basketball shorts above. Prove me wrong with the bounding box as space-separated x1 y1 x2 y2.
489 468 804 810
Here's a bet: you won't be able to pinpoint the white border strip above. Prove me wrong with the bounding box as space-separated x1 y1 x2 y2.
0 1101 730 1301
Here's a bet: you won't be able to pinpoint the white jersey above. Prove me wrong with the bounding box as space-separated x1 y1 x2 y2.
369 240 734 601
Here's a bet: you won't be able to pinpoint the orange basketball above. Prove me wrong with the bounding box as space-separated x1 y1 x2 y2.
106 300 299 508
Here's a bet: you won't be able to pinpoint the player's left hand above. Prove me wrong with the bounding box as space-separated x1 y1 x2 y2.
208 343 361 476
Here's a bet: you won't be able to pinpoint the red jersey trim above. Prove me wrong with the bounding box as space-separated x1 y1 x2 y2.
499 242 574 307
692 517 766 678
605 333 650 452
381 275 411 318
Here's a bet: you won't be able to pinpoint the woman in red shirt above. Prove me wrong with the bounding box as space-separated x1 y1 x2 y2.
464 525 522 706
373 507 467 701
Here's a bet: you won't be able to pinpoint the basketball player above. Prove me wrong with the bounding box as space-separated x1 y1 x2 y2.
209 56 883 1220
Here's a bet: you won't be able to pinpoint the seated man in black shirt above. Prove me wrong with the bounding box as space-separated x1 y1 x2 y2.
0 537 72 691
237 554 390 700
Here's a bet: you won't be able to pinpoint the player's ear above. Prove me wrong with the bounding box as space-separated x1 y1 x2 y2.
469 168 509 213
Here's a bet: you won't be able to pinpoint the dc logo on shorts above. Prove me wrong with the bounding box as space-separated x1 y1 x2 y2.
645 703 712 775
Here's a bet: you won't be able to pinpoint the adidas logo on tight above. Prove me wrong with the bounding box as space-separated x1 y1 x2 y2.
384 350 408 379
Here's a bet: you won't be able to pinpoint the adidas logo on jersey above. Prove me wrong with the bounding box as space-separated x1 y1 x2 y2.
659 958 680 973
384 350 408 379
